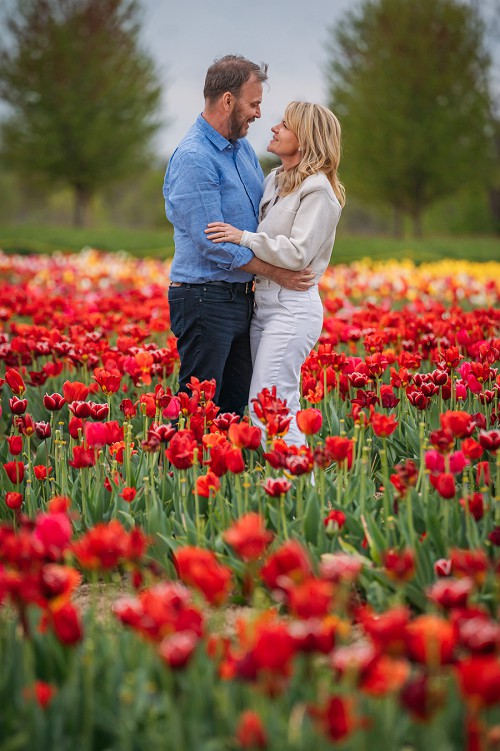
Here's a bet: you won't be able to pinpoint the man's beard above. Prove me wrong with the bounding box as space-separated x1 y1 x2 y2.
229 105 251 141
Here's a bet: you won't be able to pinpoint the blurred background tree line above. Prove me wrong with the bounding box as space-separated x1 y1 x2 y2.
0 0 499 238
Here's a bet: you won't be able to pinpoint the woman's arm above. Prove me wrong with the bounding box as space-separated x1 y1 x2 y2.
205 189 341 271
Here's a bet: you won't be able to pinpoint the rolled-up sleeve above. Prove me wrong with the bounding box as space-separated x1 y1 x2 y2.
166 153 254 270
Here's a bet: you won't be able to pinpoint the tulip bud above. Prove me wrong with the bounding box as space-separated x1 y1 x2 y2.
35 421 52 440
6 435 23 455
9 396 28 415
68 401 92 418
43 393 66 411
5 491 23 509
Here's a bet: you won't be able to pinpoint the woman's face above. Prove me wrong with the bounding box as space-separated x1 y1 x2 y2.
267 117 300 159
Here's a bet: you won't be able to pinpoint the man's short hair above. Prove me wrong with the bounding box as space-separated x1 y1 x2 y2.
203 55 268 102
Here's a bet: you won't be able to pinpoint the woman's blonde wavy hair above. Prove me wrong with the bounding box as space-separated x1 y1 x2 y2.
276 101 345 207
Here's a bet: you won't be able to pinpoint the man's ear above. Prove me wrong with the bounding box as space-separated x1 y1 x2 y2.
222 91 233 111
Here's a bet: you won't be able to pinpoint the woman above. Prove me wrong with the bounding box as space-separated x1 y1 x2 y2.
205 101 345 445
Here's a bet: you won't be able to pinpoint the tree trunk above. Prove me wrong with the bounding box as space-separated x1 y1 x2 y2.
73 185 91 227
488 186 500 235
392 205 404 238
411 209 423 238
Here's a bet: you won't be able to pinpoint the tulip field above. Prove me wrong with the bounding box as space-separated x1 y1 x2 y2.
0 248 499 750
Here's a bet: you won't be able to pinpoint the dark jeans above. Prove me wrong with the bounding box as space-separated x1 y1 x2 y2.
168 283 254 416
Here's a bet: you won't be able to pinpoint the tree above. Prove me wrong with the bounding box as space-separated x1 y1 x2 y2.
477 0 500 233
327 0 492 236
0 0 162 226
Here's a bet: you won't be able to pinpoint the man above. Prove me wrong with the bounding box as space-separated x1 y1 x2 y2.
164 55 314 415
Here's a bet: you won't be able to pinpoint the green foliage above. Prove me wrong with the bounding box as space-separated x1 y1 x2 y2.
2 224 500 263
0 0 162 226
328 0 493 235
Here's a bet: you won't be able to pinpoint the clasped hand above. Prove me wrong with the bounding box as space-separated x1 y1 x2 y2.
205 222 243 244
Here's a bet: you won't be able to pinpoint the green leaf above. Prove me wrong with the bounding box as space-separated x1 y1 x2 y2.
302 493 321 544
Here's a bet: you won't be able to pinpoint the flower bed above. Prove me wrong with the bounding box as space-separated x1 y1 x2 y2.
0 249 499 750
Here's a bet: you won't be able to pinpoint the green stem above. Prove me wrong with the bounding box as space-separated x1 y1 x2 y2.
280 494 289 540
380 441 391 545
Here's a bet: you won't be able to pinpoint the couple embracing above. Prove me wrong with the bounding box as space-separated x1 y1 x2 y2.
163 55 345 446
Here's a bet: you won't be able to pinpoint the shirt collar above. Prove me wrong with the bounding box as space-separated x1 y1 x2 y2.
196 114 241 152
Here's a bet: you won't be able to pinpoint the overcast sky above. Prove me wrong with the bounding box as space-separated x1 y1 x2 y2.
141 0 354 159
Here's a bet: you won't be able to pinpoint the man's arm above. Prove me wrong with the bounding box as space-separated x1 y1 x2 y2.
165 153 254 271
240 257 315 291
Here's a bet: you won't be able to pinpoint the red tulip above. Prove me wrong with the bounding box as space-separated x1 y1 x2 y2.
223 513 273 562
430 472 456 499
235 711 268 749
165 430 197 469
450 548 488 585
456 655 500 708
68 445 96 468
72 520 131 570
262 476 292 496
68 416 84 439
23 681 56 709
3 460 25 484
119 398 137 419
296 408 323 435
9 396 28 415
488 526 500 546
6 435 23 455
225 446 245 474
34 681 56 709
260 540 312 591
35 421 51 440
288 578 334 619
479 430 500 453
162 396 181 420
120 487 137 503
89 402 110 421
323 508 346 530
5 491 23 509
383 548 415 582
461 437 483 460
434 558 452 577
440 410 475 438
5 367 26 396
93 367 122 395
84 421 109 448
62 380 89 402
319 553 362 584
406 614 456 665
68 401 92 418
400 674 444 721
15 414 35 437
195 471 220 498
227 421 262 449
310 695 355 743
174 546 232 606
427 577 474 609
159 630 198 670
371 412 398 437
459 492 485 521
43 393 66 411
51 602 83 645
324 436 354 469
33 465 52 481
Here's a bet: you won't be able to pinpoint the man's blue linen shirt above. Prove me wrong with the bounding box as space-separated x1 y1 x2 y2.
163 115 264 283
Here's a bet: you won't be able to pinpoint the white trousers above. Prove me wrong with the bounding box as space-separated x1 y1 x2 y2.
249 279 324 447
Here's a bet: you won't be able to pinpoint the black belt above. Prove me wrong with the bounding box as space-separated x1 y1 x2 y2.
171 280 254 294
